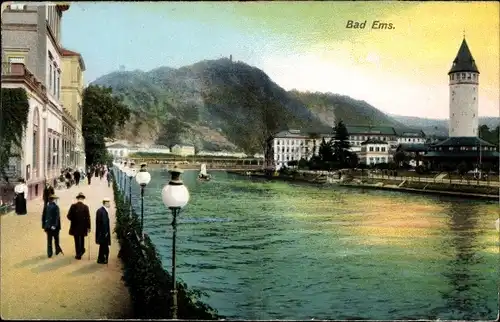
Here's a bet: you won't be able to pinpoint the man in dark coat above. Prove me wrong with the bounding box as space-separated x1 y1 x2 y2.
67 192 91 260
86 167 93 185
42 194 63 258
42 180 55 206
95 197 111 264
73 169 81 186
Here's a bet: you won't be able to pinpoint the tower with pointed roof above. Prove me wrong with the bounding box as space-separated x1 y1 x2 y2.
448 37 479 137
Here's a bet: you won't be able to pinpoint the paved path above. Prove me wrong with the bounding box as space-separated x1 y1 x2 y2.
1 178 131 319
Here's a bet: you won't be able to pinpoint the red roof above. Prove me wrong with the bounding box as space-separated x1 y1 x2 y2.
60 48 80 56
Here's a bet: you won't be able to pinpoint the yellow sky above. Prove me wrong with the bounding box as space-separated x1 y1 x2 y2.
255 2 499 118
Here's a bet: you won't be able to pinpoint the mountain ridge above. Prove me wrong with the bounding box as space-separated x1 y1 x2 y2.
91 58 498 152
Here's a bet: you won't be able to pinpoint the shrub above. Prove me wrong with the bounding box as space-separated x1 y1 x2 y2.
111 174 220 319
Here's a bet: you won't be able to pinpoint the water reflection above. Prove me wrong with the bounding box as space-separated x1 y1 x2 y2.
432 202 494 319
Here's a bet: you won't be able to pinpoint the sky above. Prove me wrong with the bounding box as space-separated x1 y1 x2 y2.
61 1 500 119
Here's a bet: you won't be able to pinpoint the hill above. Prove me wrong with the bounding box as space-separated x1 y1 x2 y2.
92 58 407 153
390 114 500 136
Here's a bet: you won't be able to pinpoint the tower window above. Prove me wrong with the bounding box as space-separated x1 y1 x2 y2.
467 74 471 80
461 73 465 79
473 113 475 117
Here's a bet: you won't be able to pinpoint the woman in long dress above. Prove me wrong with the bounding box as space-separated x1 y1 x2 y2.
14 178 28 215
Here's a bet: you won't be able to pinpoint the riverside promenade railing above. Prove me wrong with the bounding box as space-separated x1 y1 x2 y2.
110 168 220 319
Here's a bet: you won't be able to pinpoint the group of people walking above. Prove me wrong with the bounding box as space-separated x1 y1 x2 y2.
85 164 111 187
41 188 112 264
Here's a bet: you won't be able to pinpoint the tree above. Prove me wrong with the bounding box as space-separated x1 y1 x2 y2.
287 160 298 168
0 88 30 181
332 120 351 167
457 161 468 178
318 137 333 162
82 85 131 166
297 158 308 169
393 151 406 167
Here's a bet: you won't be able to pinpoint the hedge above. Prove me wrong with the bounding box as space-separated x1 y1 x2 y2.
111 174 221 319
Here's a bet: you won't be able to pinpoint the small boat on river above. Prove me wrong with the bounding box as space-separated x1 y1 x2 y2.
198 163 211 181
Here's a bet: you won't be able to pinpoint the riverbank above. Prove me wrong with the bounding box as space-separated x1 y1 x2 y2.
0 180 131 319
229 171 499 201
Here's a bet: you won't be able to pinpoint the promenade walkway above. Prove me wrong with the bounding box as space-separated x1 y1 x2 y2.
1 177 131 319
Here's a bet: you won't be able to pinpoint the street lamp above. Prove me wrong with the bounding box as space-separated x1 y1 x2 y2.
127 163 136 217
122 161 128 192
135 163 151 239
161 166 190 319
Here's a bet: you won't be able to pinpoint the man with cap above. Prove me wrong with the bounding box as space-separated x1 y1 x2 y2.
42 194 63 258
95 197 112 264
67 192 91 260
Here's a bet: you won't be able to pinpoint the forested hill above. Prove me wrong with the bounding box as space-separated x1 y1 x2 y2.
92 58 411 153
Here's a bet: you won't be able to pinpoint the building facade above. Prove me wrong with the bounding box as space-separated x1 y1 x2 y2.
171 145 196 156
1 3 70 198
61 47 86 169
344 126 399 154
107 143 130 158
358 139 390 165
265 129 333 169
395 129 426 144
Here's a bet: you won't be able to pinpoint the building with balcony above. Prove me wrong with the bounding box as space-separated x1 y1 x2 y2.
61 47 86 169
1 3 70 198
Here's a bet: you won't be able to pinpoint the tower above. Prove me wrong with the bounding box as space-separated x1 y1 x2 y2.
448 37 479 137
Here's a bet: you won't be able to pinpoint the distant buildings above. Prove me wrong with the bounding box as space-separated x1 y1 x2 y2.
171 145 195 156
265 126 427 169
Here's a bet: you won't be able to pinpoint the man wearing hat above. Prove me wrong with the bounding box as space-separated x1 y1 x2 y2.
67 192 91 260
95 197 112 264
42 194 63 258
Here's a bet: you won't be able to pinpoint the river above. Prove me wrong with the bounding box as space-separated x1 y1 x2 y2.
122 169 498 320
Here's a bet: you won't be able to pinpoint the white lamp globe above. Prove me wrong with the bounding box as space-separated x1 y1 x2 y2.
127 168 136 178
135 163 151 186
161 167 190 209
162 184 190 209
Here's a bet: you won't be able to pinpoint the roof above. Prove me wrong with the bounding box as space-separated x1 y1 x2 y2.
107 143 128 149
345 125 397 136
432 136 495 147
448 38 479 74
361 139 388 145
150 145 169 149
60 47 86 71
394 128 426 137
271 129 332 139
397 143 430 152
424 151 500 158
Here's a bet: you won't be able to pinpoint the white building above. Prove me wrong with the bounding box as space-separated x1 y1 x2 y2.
448 38 479 137
344 126 399 154
395 129 426 144
265 129 333 169
107 143 130 158
171 145 195 156
197 150 247 158
359 139 390 165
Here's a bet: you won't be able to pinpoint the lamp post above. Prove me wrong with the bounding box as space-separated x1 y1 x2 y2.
41 110 48 181
122 161 128 193
135 163 151 239
127 163 136 217
161 166 190 319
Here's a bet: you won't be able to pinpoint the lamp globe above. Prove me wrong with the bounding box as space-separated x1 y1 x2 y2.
135 163 151 186
162 166 190 209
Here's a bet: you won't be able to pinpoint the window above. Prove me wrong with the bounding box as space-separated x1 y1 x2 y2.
381 147 386 152
8 56 25 64
53 64 57 95
467 73 471 80
49 64 53 91
10 4 26 10
375 147 380 152
461 73 465 79
369 147 374 152
47 138 52 167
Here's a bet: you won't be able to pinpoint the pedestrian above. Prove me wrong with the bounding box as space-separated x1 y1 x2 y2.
65 171 72 189
87 167 93 185
67 192 91 260
42 194 63 258
95 197 111 264
73 169 81 186
106 170 112 187
14 178 28 215
42 180 55 206
99 167 104 181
